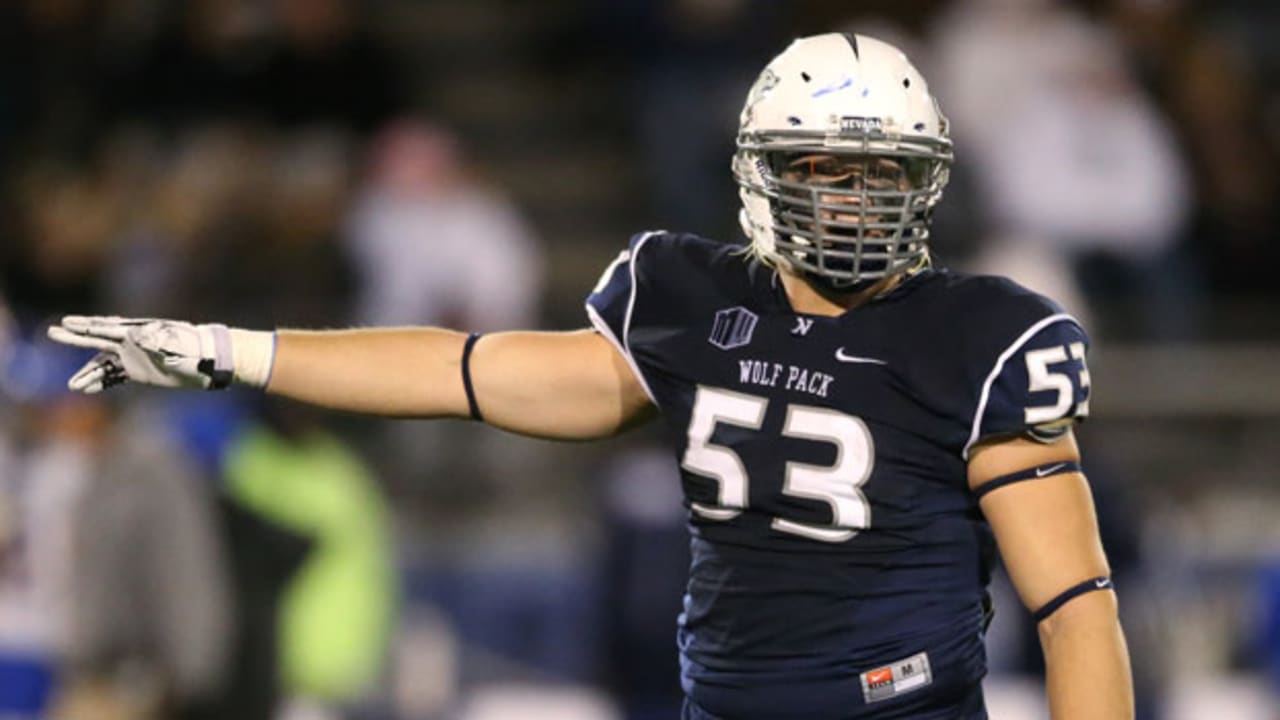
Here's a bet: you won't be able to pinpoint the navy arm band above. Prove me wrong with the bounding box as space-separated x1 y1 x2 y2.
461 333 484 422
973 460 1082 501
1032 576 1114 623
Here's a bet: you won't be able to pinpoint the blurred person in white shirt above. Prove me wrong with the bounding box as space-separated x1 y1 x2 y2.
345 120 543 331
932 1 1199 340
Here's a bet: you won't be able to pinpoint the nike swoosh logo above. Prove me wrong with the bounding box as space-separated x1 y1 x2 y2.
1094 578 1113 589
834 348 887 365
1035 463 1068 478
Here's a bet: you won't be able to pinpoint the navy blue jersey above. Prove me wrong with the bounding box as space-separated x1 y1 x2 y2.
586 232 1090 719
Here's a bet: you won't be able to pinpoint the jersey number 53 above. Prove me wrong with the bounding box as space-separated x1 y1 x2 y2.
682 386 873 543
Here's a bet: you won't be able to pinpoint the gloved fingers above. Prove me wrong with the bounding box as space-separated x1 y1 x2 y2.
60 315 157 342
48 325 121 352
67 353 127 394
67 361 106 394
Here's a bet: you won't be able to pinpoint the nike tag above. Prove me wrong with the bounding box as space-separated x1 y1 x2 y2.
1035 463 1067 478
834 348 887 365
860 651 932 703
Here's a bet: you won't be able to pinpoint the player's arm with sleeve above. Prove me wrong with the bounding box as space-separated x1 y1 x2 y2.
46 243 656 441
966 319 1134 719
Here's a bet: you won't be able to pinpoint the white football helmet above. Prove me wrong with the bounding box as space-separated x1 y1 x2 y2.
733 33 952 289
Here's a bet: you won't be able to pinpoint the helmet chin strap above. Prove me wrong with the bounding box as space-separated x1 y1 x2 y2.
800 268 889 298
808 274 879 294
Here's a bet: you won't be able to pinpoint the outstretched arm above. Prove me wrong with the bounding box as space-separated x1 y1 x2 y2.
969 431 1134 720
49 317 655 440
269 327 655 438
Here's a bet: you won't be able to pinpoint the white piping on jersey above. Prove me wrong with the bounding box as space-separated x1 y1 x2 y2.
591 249 632 295
584 230 662 406
587 304 657 405
962 312 1078 461
623 231 661 359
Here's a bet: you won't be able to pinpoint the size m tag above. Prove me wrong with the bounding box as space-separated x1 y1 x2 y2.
859 651 933 703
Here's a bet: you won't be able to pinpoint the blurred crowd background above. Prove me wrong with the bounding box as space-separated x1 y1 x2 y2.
0 0 1278 719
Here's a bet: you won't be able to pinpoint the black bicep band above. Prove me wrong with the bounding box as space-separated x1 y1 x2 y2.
973 460 1082 501
1032 576 1114 623
461 332 484 422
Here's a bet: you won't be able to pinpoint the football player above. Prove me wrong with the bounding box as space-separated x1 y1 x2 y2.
49 34 1132 719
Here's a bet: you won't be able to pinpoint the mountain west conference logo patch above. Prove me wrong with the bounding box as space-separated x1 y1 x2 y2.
709 307 758 350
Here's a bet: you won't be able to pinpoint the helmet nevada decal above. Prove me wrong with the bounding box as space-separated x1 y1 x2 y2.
839 116 884 134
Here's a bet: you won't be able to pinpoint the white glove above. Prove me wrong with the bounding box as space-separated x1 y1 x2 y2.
47 316 275 394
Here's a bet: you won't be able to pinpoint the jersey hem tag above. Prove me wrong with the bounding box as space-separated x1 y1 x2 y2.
859 651 933 703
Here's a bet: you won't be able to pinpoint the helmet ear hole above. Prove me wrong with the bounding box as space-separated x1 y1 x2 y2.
801 72 811 82
903 78 911 88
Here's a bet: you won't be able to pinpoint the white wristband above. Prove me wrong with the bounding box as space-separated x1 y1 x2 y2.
228 328 277 388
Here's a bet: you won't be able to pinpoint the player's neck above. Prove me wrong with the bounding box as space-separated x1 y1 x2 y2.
779 271 903 316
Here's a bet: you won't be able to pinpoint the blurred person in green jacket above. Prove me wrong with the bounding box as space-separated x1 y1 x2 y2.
224 398 395 715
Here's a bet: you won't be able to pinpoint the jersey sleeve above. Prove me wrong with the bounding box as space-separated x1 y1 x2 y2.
584 231 664 404
965 316 1091 457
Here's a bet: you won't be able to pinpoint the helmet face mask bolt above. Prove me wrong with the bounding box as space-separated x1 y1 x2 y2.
733 33 954 291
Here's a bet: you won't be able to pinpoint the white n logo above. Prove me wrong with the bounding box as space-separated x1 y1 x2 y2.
791 317 814 336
